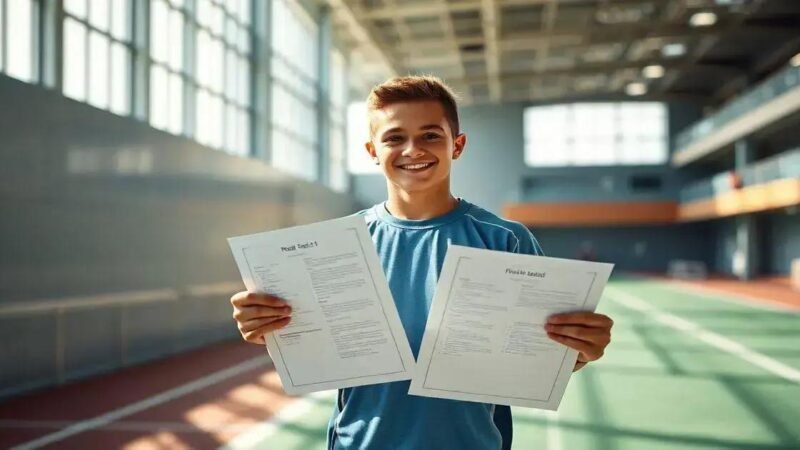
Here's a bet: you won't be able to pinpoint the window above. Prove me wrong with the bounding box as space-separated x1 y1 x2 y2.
1 0 37 83
63 0 131 115
270 0 319 181
347 101 377 174
524 102 667 167
147 0 251 155
192 0 252 155
328 48 348 192
149 0 185 134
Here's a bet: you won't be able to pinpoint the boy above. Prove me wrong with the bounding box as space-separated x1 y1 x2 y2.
230 76 613 449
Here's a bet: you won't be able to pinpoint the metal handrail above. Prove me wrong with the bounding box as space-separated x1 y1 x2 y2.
675 65 800 152
0 281 242 316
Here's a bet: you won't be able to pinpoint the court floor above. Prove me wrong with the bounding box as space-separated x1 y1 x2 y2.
2 276 799 450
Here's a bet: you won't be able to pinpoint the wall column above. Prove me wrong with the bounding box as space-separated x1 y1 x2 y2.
732 138 758 280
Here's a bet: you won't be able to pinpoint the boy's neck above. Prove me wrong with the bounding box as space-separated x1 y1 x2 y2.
385 183 458 220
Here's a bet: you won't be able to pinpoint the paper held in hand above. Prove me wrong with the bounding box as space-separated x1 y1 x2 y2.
408 245 614 410
227 216 416 395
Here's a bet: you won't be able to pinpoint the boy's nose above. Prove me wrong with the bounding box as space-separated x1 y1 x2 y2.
401 143 426 157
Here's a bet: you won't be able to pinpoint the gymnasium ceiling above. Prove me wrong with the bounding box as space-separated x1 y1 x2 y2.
324 0 800 105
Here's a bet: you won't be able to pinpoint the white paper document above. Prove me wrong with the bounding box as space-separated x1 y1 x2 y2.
408 245 614 410
228 216 416 395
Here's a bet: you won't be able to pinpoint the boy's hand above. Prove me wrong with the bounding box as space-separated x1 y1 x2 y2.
230 291 293 345
545 312 613 371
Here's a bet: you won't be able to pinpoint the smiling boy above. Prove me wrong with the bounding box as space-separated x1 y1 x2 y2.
230 76 613 450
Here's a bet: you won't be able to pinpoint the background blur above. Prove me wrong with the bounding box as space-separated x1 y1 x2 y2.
0 0 798 449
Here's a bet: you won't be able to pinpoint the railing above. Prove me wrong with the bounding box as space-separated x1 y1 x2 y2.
679 148 800 202
674 64 800 152
0 281 242 399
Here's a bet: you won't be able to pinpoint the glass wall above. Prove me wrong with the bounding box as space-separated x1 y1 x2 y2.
2 0 351 188
270 0 319 181
524 102 668 167
1 0 38 83
328 48 348 191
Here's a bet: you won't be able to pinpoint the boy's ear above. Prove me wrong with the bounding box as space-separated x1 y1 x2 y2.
452 133 467 160
365 141 377 160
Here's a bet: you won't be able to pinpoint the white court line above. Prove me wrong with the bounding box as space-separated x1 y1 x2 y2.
606 287 800 384
220 390 336 450
10 357 269 450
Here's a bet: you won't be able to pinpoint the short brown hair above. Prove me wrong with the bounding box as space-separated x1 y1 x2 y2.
366 75 461 137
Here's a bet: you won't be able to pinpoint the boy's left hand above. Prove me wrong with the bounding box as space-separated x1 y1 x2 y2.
545 312 613 371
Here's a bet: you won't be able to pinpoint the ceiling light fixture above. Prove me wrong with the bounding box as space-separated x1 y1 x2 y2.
642 64 665 78
790 52 800 67
689 11 718 27
661 43 687 58
626 82 647 96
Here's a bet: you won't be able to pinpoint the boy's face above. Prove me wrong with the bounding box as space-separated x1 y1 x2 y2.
366 100 466 194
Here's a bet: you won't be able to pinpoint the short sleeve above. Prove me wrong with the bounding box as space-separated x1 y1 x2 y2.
515 228 545 257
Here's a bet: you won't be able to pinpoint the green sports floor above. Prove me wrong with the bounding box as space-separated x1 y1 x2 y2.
223 277 800 450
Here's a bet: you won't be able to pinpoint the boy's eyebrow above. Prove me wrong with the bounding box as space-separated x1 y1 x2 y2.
380 124 444 137
382 123 444 135
420 124 445 131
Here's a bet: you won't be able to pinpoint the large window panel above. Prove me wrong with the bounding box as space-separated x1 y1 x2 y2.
328 48 348 191
524 102 667 167
0 0 5 73
63 0 131 115
270 0 319 180
347 102 378 174
109 42 129 115
88 31 110 109
192 0 253 155
4 0 35 82
150 0 185 134
63 17 87 101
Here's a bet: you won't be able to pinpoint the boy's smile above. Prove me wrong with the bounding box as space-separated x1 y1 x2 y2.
366 101 466 194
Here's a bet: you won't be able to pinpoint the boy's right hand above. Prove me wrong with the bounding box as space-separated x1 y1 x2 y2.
230 291 293 345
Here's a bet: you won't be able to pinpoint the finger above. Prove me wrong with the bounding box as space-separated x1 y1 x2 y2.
547 312 613 327
243 317 291 342
547 332 601 359
545 325 609 343
234 305 293 322
239 315 291 333
231 292 290 308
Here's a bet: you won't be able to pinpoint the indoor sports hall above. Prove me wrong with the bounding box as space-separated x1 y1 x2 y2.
1 1 798 449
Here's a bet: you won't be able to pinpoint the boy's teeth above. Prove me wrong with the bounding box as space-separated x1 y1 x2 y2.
404 163 431 169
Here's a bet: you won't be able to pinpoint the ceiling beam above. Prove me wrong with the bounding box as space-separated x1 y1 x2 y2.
394 23 731 53
438 0 472 103
481 0 502 102
326 0 401 78
359 0 650 20
661 0 768 95
456 59 743 85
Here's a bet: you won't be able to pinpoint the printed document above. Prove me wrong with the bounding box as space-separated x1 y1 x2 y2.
409 245 613 409
228 216 416 395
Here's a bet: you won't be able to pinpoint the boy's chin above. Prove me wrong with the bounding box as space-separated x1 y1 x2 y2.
391 176 446 193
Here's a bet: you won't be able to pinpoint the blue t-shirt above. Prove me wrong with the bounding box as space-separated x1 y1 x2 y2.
326 199 544 450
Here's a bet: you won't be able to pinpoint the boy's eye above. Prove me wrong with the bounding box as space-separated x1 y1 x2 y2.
384 135 404 144
424 133 442 140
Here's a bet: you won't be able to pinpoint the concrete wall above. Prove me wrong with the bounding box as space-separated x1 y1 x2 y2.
762 210 800 275
532 222 714 272
0 75 358 398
